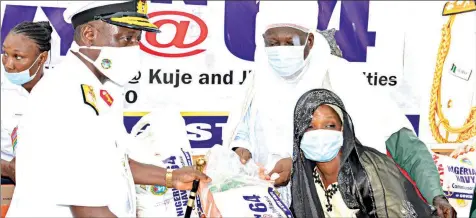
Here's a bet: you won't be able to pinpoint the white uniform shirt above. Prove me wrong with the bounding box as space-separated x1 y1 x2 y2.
1 73 29 161
6 52 136 217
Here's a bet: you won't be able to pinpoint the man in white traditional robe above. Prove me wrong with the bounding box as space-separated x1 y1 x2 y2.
222 1 456 217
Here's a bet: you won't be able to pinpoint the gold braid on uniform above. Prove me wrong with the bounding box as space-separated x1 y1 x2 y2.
428 14 476 143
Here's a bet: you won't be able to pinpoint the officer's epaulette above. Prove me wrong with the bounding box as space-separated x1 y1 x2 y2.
443 0 476 16
81 84 99 116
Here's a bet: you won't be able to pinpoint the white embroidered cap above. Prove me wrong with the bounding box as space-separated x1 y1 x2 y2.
256 1 319 34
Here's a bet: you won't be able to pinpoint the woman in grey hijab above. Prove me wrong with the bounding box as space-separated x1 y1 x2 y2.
291 88 435 217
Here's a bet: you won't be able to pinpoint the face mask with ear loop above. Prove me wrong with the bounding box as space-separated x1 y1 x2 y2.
69 41 141 86
3 54 43 85
300 104 345 162
300 129 344 162
264 32 312 80
44 49 53 69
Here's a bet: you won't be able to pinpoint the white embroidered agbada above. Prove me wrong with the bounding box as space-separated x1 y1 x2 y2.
223 1 415 207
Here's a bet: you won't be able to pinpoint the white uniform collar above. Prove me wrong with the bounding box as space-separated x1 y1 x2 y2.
62 51 103 87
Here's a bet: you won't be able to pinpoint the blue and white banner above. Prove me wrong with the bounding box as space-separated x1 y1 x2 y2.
433 145 476 216
1 1 475 155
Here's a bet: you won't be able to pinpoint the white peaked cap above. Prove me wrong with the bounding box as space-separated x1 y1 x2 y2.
63 1 129 23
256 1 319 34
63 0 160 32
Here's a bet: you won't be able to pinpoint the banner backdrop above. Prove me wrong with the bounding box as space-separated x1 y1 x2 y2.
1 0 475 215
1 1 474 154
433 143 476 216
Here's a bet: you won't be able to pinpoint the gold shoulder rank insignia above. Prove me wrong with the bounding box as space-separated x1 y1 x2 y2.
443 0 476 16
136 0 148 15
81 84 99 116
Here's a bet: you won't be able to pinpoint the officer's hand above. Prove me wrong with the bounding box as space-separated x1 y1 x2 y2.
433 195 457 218
234 147 252 164
172 166 211 190
268 158 292 187
7 157 16 183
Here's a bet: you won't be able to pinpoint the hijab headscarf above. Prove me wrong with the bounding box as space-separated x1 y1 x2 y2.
326 103 344 125
291 89 433 218
291 88 365 217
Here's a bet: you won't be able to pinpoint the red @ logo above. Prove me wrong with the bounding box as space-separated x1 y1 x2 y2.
140 11 208 58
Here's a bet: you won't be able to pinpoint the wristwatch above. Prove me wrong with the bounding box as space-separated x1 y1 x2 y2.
166 169 174 188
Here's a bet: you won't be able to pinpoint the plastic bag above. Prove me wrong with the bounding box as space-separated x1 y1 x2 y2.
128 108 202 217
198 145 293 218
432 139 475 216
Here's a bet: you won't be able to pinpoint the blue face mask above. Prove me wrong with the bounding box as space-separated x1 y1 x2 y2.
265 45 307 77
264 34 311 78
300 129 344 162
3 55 42 85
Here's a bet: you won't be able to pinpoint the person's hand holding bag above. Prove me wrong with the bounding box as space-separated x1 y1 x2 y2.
234 147 252 164
268 157 292 187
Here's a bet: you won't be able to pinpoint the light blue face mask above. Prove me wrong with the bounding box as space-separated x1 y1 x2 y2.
264 34 311 78
3 55 42 85
300 129 344 162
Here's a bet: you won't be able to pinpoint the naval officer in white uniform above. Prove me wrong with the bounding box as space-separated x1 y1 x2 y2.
7 1 210 217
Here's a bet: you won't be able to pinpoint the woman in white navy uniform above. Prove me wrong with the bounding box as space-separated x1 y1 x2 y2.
1 21 52 184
